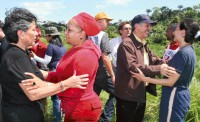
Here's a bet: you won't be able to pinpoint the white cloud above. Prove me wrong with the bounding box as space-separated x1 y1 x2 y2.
105 0 132 5
20 2 65 21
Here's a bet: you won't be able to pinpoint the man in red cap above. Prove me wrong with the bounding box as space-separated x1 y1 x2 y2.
90 12 115 122
31 27 48 70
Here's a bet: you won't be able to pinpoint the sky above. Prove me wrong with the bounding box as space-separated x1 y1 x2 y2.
0 0 200 24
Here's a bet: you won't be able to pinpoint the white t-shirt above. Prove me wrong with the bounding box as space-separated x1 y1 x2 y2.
109 36 123 67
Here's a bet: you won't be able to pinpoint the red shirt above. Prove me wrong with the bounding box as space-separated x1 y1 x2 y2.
31 40 47 58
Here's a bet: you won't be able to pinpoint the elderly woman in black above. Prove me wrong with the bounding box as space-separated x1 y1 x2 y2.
0 7 88 122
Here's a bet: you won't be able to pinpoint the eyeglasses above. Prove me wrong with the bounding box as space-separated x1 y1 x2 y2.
123 27 132 30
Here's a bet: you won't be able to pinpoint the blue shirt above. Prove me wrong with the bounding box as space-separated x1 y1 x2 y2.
46 43 66 70
168 45 196 88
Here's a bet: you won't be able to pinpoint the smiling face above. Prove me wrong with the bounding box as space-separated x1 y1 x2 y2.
65 18 84 47
134 22 152 40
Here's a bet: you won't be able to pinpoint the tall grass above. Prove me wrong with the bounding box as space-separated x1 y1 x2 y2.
185 78 200 122
100 80 200 122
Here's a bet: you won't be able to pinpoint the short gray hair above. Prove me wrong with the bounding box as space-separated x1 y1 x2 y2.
3 7 37 43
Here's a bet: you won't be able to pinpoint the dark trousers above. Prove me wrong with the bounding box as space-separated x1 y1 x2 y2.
116 97 146 122
94 77 115 122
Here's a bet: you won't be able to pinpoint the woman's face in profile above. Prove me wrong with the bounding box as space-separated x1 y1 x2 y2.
22 21 37 47
173 24 183 43
65 19 82 47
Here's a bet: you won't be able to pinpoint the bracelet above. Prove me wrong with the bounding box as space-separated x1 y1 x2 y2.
59 81 65 92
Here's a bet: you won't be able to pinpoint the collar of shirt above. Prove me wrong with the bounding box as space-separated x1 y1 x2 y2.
133 34 149 65
133 34 147 45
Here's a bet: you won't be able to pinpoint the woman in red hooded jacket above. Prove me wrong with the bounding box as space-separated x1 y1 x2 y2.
22 12 102 122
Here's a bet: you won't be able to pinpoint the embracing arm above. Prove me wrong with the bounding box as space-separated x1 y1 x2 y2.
143 73 180 86
20 72 89 101
19 81 63 101
133 68 180 86
121 39 174 77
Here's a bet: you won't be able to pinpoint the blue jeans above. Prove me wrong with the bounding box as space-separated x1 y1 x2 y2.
94 77 115 122
51 95 62 122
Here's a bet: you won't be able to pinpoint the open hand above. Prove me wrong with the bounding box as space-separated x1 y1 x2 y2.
63 70 89 89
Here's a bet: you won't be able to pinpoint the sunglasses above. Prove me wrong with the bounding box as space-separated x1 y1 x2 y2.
123 27 132 30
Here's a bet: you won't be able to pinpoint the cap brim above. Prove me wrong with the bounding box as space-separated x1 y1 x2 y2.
145 20 157 25
96 17 113 21
106 18 113 21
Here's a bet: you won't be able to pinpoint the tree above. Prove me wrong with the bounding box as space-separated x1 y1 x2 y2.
193 4 200 12
151 7 161 21
146 9 152 15
160 6 171 21
178 5 183 10
106 25 118 39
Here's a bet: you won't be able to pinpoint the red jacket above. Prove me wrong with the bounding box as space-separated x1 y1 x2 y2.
46 40 102 120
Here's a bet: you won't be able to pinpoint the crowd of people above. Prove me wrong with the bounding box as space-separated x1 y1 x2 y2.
0 7 200 122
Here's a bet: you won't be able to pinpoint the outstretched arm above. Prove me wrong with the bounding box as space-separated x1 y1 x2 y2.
133 68 180 87
20 72 89 101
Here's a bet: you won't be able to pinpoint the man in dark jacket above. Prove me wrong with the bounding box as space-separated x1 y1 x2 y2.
114 14 169 122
